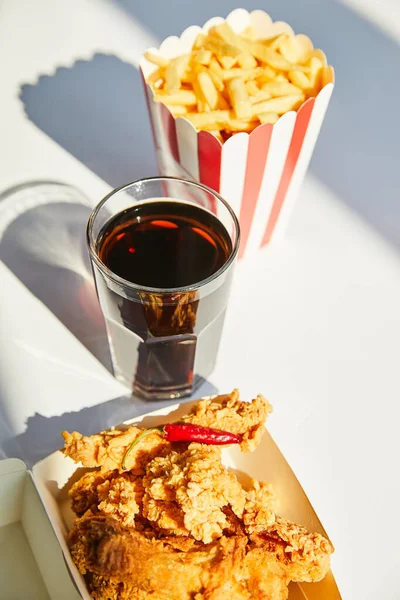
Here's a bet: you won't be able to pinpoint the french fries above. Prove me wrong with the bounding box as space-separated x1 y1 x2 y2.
227 77 252 120
197 71 219 109
144 20 334 140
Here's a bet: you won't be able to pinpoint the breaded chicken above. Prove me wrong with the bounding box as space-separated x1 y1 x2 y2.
62 391 272 473
70 444 246 542
64 392 333 600
62 427 171 474
182 390 272 451
68 513 332 600
253 517 333 583
143 443 246 542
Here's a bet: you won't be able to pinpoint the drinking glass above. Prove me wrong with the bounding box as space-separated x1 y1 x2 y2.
87 177 240 399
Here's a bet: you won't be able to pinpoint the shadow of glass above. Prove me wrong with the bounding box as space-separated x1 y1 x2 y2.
0 181 112 371
20 54 157 189
2 379 218 467
117 0 400 248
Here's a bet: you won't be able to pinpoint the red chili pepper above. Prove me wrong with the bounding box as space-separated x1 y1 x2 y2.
121 424 240 470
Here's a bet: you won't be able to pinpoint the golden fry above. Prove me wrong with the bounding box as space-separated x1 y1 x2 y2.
258 112 279 124
219 56 237 69
208 68 224 91
261 80 303 97
274 35 302 63
217 93 230 110
180 71 196 84
249 90 271 104
251 43 294 71
165 54 190 93
203 36 241 59
258 33 285 46
197 71 219 109
144 16 334 140
193 33 206 48
288 70 310 90
322 65 335 86
168 105 189 117
225 116 259 132
209 56 224 79
184 110 230 130
147 67 165 87
245 80 260 96
222 67 263 81
251 94 304 116
309 48 328 66
154 90 197 106
194 49 212 65
227 77 252 120
213 22 248 53
237 53 258 69
255 66 278 83
192 79 208 112
164 64 180 93
269 34 290 52
144 50 169 67
306 56 324 93
275 73 288 82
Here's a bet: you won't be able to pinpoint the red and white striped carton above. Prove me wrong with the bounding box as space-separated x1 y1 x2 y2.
139 9 335 259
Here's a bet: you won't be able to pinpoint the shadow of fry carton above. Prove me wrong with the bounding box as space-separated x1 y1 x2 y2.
140 9 334 258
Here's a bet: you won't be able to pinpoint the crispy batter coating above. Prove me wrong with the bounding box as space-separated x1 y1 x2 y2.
69 471 145 528
62 427 170 474
243 479 277 534
62 391 272 473
143 443 246 542
253 517 333 583
69 444 245 542
68 513 332 600
64 392 332 600
182 390 272 451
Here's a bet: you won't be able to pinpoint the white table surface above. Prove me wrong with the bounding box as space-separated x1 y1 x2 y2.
1 1 400 599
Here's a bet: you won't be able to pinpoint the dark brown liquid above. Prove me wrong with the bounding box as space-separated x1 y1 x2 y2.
95 201 233 397
98 201 232 289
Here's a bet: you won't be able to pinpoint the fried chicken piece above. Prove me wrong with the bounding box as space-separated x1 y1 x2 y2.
68 444 246 540
68 514 248 600
63 391 271 475
96 473 145 528
62 427 170 473
251 517 333 583
68 513 332 600
182 389 272 451
243 479 277 534
69 470 145 528
68 446 277 543
64 393 333 599
69 471 112 517
142 443 246 542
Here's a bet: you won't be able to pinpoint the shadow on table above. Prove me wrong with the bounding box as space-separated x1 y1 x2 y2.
20 54 157 189
0 181 112 371
114 0 400 249
19 8 400 250
2 379 218 467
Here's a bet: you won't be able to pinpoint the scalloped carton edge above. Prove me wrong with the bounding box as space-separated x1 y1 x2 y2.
139 9 334 258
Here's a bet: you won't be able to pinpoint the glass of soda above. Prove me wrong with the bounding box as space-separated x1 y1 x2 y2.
86 177 240 400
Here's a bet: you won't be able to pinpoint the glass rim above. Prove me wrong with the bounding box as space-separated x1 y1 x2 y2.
86 176 240 294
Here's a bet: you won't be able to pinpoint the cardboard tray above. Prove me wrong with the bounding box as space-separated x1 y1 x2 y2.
1 401 342 599
0 458 80 600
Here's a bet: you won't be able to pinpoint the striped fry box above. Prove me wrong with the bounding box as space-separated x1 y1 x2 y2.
140 9 335 258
